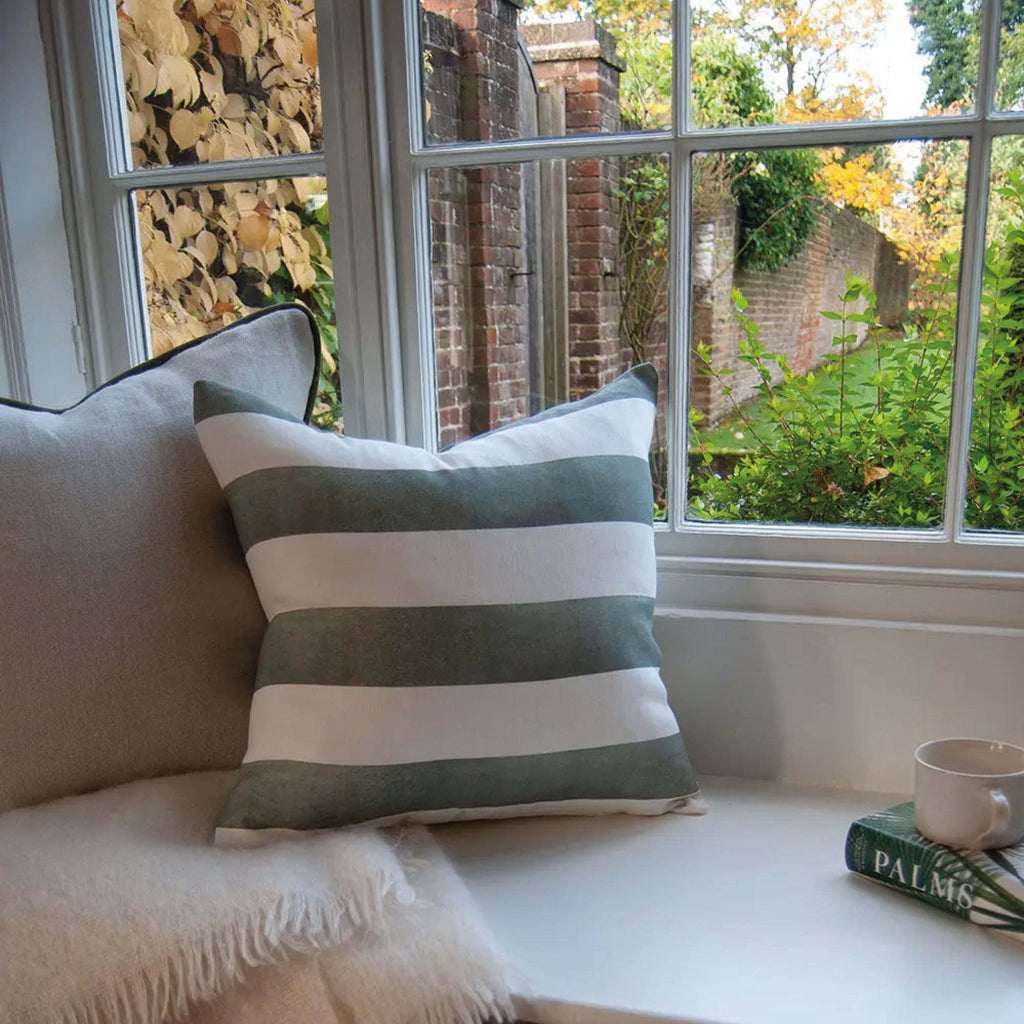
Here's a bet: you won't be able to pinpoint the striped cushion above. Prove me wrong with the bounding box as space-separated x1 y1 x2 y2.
194 365 701 845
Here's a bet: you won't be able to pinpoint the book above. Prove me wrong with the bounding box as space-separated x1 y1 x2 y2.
845 802 1024 941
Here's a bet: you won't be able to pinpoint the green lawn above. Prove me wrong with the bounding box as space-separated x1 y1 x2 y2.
691 334 900 454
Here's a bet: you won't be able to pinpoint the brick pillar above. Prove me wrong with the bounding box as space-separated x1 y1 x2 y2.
523 20 626 401
423 0 528 436
423 0 523 143
690 202 739 426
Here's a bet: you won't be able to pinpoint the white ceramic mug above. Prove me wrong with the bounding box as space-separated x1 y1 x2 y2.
914 738 1024 850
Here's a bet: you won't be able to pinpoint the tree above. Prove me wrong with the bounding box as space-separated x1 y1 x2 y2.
526 0 668 34
701 0 899 245
910 0 1024 108
999 15 1024 108
691 26 774 128
908 0 977 106
886 138 967 274
816 149 898 217
709 0 888 121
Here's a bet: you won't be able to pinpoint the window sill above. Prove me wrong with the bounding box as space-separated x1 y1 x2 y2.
655 526 1024 580
654 555 1024 633
436 777 1023 1024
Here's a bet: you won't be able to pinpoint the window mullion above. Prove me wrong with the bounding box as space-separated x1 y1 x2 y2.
978 0 1002 116
43 0 148 384
316 0 405 441
87 0 132 177
943 0 1003 540
665 0 691 525
411 131 674 169
403 166 436 451
109 154 327 192
406 114 1024 173
109 183 151 369
384 0 447 450
676 0 690 135
943 129 993 542
0 167 31 402
398 0 436 449
668 140 692 529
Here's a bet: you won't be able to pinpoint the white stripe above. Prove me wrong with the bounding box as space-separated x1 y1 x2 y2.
243 668 678 767
214 794 704 846
196 397 654 486
246 522 655 617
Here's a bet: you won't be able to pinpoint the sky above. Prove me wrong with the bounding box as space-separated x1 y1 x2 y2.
861 0 930 182
859 0 929 121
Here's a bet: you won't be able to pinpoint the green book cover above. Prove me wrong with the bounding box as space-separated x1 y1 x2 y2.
845 802 1024 941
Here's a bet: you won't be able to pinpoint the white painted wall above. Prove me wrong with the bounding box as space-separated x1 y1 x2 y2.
0 0 84 408
655 566 1024 795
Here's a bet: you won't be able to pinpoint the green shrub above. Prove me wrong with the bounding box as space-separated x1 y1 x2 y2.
689 173 1024 532
265 196 342 433
965 176 1024 529
731 149 824 272
690 270 954 526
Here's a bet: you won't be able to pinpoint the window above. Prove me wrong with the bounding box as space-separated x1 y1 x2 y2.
44 0 401 439
47 0 1024 582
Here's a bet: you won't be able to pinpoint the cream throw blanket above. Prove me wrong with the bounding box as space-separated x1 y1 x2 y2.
0 772 512 1024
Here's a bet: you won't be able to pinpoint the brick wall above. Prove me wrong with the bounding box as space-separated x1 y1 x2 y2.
690 206 740 429
692 203 911 425
423 8 630 443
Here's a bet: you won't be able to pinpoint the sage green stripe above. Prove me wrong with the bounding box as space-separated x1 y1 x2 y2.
219 734 697 831
452 363 658 446
224 456 653 548
194 379 302 425
256 597 660 689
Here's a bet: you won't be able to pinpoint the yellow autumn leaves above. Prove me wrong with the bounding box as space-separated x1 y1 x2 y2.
136 176 328 353
119 0 326 354
120 0 318 167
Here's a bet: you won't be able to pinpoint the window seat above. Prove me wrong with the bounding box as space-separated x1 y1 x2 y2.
436 776 1024 1024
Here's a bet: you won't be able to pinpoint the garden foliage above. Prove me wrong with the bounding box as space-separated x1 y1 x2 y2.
690 174 1024 532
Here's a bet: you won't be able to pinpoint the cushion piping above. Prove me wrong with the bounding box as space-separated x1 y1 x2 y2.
0 304 323 423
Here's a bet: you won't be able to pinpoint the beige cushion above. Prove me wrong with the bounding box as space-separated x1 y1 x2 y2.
0 306 319 810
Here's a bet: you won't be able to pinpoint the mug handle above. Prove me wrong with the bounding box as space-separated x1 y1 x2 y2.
977 788 1011 848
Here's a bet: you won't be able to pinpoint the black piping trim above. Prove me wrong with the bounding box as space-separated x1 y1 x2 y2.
0 303 323 424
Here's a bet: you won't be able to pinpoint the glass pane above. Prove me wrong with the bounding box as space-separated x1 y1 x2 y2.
997 0 1024 110
421 0 670 145
133 176 340 430
687 139 968 528
964 136 1024 531
428 156 670 518
117 0 321 168
691 0 977 128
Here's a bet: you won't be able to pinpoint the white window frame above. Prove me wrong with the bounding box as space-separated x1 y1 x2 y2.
42 0 1024 599
41 0 407 440
0 165 32 403
380 0 1024 588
